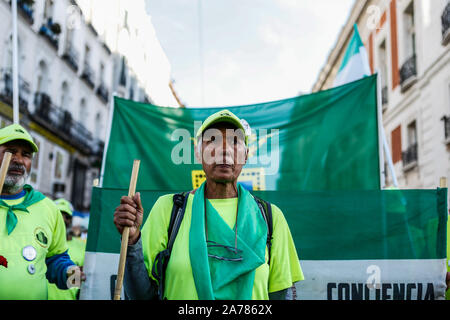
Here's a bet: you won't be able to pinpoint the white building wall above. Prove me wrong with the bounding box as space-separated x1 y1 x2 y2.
0 0 179 206
312 0 450 195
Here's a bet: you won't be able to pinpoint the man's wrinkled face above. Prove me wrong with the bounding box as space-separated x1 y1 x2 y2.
198 122 247 183
0 140 33 194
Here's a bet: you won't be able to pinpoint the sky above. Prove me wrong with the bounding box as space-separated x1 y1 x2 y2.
145 0 356 108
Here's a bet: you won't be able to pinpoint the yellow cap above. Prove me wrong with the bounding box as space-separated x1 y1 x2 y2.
0 124 38 152
54 198 73 216
196 109 249 146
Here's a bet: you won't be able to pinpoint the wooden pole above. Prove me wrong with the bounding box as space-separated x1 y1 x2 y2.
113 159 140 300
0 152 13 195
440 177 448 189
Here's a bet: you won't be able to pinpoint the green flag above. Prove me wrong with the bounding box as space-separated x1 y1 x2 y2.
334 24 372 87
102 75 380 191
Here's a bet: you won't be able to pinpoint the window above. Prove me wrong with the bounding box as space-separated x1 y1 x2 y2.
99 63 105 83
60 81 69 109
52 147 67 182
54 151 63 179
4 35 25 79
378 40 388 104
84 45 91 64
43 0 54 21
402 120 418 168
95 112 102 139
129 78 135 100
79 98 87 124
29 135 43 189
403 1 416 59
119 57 127 86
407 121 417 147
37 60 48 92
65 25 74 50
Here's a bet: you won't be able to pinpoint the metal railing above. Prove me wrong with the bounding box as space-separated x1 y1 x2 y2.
62 44 79 72
402 143 418 168
38 18 59 49
17 0 34 24
0 68 30 110
33 92 93 153
442 116 450 141
96 83 109 103
81 62 95 88
442 2 450 44
399 54 417 91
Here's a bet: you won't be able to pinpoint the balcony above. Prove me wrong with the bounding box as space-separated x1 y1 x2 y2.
399 54 417 93
81 63 95 89
402 143 418 171
32 92 93 154
38 18 61 50
89 139 105 167
7 1 34 24
442 116 450 144
62 44 79 72
442 2 450 45
17 0 34 24
0 68 30 111
96 83 109 103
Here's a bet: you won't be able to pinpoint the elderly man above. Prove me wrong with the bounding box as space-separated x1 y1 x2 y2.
0 124 83 300
114 110 304 300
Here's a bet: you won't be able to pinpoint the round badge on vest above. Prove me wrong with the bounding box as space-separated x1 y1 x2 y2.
27 264 36 275
22 245 37 261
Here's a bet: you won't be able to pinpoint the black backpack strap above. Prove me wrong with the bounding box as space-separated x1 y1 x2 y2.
151 191 189 300
252 195 274 265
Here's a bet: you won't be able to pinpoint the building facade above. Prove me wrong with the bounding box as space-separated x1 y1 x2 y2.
312 0 450 191
0 0 180 212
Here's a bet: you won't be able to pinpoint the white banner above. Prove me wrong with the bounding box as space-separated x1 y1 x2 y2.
80 253 447 300
295 259 447 300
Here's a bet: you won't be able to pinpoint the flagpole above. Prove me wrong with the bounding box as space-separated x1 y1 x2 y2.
198 0 205 107
98 92 116 187
376 71 398 188
376 71 386 189
12 0 19 124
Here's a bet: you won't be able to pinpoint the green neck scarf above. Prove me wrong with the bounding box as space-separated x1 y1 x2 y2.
189 182 267 300
0 184 45 235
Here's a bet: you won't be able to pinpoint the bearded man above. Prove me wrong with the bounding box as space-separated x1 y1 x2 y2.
0 124 84 300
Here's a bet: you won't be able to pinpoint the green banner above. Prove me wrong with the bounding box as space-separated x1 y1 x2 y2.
83 188 447 300
102 75 380 191
87 188 447 260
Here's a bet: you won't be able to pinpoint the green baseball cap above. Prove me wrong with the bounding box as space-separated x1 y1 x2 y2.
54 198 74 216
0 124 38 152
196 109 250 146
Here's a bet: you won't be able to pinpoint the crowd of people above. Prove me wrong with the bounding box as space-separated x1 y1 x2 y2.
0 110 448 300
